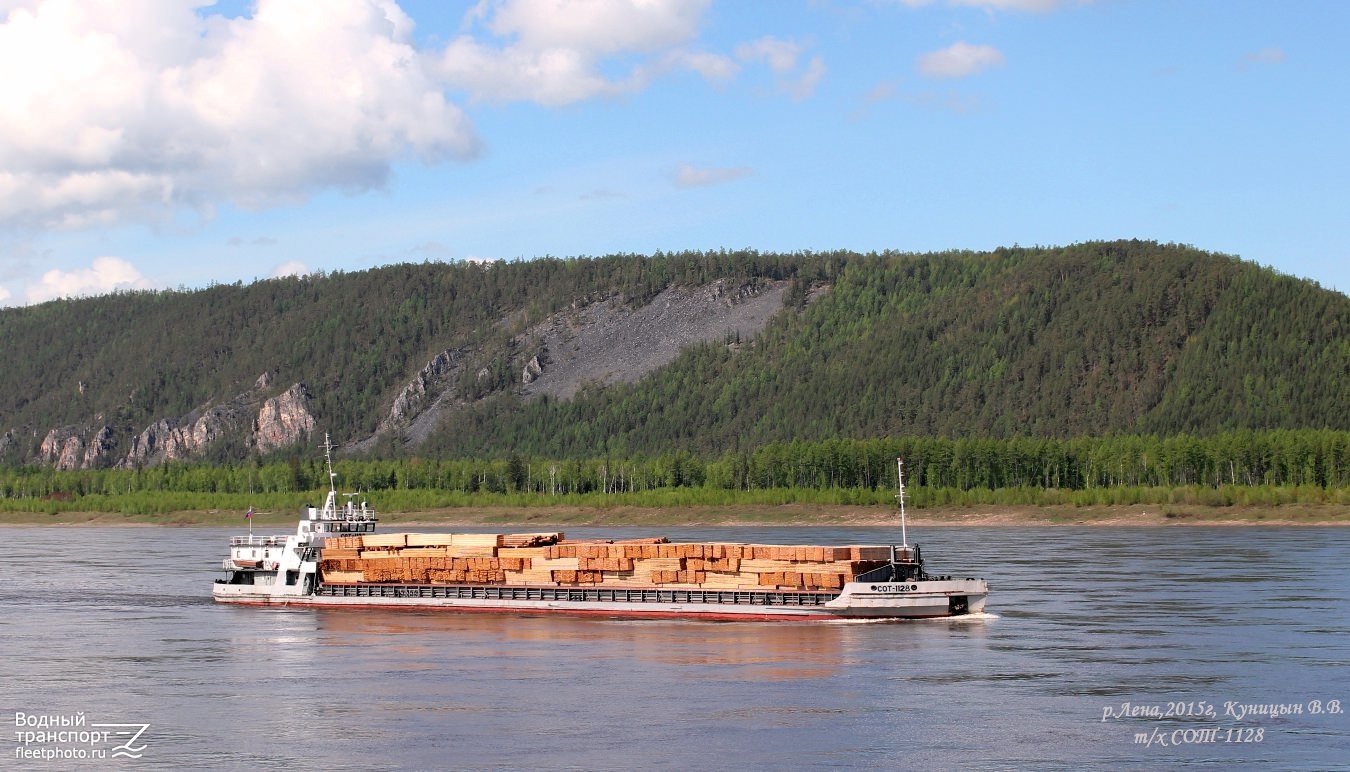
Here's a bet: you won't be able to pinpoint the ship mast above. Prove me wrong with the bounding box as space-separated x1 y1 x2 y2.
322 433 338 516
896 457 909 548
324 433 338 494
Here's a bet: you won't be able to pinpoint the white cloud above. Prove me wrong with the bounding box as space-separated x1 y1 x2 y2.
0 0 480 232
674 164 753 188
271 260 309 278
734 36 824 100
899 0 1080 11
918 42 1006 78
788 55 827 101
0 0 745 235
952 0 1075 10
483 0 704 55
25 256 151 303
736 37 804 74
669 50 739 82
437 0 715 105
0 284 10 303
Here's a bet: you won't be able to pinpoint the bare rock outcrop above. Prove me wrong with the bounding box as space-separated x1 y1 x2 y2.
348 278 798 453
39 424 117 470
39 426 87 471
121 404 241 467
517 278 789 401
30 374 317 469
120 418 181 468
253 383 316 453
348 349 465 453
522 354 544 385
81 425 117 469
389 349 460 427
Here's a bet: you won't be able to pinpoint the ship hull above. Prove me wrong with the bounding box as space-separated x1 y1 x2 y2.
213 578 988 621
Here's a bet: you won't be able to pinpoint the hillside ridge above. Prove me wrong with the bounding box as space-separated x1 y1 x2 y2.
0 241 1345 467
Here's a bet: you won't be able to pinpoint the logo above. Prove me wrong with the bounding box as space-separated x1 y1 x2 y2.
13 712 151 761
91 723 151 758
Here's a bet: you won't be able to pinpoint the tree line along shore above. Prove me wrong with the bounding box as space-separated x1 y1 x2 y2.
1 431 1346 524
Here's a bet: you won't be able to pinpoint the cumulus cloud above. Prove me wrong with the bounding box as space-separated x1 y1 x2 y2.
0 0 756 235
437 0 717 105
0 0 480 232
674 164 753 188
918 42 1006 78
25 256 151 303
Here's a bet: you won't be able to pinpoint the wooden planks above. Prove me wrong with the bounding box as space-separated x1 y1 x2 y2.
317 533 893 590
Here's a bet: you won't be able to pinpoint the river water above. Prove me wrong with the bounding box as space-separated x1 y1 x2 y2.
2 524 1347 770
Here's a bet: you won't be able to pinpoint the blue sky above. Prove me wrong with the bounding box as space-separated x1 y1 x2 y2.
1 0 1346 305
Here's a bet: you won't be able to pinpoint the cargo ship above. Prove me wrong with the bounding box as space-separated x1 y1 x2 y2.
213 438 989 620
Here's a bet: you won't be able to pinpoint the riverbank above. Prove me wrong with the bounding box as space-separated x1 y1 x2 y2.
3 503 1348 527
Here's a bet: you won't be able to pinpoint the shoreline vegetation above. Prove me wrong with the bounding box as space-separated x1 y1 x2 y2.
4 438 1347 528
2 431 1345 529
3 503 1347 528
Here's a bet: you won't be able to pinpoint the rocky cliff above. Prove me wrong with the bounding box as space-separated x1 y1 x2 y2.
35 374 316 469
253 383 317 454
21 277 802 466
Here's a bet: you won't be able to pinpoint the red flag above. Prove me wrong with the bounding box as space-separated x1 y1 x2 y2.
244 507 254 519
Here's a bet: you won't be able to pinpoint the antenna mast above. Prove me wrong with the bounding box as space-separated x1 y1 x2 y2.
324 433 338 495
896 457 909 548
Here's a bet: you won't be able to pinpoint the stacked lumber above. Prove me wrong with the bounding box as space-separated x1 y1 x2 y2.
501 532 565 548
317 533 892 591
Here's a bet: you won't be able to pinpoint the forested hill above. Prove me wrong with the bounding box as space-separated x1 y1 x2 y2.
1 241 1346 467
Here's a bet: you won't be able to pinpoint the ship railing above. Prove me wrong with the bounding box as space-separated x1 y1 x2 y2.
317 509 377 522
230 535 290 547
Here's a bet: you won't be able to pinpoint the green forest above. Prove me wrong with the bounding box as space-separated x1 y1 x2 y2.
0 249 816 457
1 240 1347 513
3 430 1346 515
426 242 1348 457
